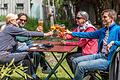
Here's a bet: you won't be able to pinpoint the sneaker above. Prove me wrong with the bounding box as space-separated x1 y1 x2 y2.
42 67 51 74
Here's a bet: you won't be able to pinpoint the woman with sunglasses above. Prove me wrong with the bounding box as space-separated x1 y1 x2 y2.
62 11 98 73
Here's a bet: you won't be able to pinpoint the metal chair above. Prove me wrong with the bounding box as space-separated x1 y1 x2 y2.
84 47 120 80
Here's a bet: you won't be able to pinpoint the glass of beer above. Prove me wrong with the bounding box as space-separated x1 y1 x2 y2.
60 24 66 32
55 24 60 31
59 24 66 38
38 20 43 27
37 20 44 32
50 25 56 31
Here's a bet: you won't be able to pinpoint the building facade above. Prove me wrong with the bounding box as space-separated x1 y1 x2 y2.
0 0 30 16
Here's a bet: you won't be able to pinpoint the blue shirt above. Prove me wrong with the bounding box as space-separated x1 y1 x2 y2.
72 23 120 64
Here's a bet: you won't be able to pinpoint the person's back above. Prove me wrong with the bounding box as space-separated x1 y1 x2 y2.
0 24 17 51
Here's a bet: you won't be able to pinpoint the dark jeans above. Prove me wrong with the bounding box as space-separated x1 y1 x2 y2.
66 52 82 73
0 51 28 63
17 42 48 72
66 47 82 73
19 59 33 80
32 52 47 73
17 53 41 80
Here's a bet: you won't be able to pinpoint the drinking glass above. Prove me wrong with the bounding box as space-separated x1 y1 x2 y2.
55 24 60 31
60 24 66 33
50 25 56 31
38 20 43 27
49 25 55 41
37 20 43 32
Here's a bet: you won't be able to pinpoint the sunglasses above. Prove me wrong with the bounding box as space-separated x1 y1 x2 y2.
102 16 108 19
76 17 84 19
19 19 27 22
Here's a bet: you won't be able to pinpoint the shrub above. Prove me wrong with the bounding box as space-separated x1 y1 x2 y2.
0 16 5 21
0 59 32 80
25 17 38 31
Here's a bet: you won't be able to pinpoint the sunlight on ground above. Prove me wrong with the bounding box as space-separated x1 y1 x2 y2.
11 47 78 80
37 52 74 80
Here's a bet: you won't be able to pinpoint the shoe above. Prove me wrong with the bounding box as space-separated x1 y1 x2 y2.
42 67 51 74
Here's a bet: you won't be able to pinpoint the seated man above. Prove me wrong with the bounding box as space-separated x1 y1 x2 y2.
0 13 52 80
66 9 119 80
16 13 50 73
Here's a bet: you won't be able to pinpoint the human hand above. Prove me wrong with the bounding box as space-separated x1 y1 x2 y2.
107 41 114 53
65 29 72 34
55 30 61 37
57 32 66 39
44 31 53 36
37 26 43 32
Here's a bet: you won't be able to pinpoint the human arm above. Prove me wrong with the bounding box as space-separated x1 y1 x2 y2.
71 31 99 39
66 27 100 39
65 27 97 46
64 28 78 40
44 31 53 36
3 25 53 37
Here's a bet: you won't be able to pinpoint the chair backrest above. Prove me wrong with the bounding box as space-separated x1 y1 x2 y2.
109 47 120 80
86 47 120 80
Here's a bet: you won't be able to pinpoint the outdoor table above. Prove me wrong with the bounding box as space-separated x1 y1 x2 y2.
28 40 77 80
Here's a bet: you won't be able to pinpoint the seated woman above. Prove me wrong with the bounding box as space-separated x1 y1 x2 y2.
61 11 98 73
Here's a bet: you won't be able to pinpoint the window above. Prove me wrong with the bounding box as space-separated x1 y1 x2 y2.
16 3 24 9
4 4 8 9
0 3 8 9
4 3 8 8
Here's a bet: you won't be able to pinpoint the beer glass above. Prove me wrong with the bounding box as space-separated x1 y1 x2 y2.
37 20 43 32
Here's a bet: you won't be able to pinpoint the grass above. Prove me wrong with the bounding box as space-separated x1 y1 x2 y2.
36 53 74 80
10 47 108 80
10 53 74 80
